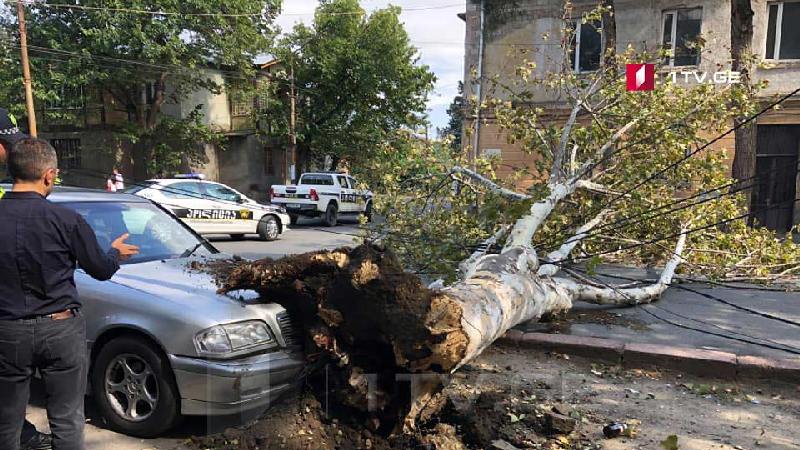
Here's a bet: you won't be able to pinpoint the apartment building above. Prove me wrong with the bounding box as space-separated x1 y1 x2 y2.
461 0 800 231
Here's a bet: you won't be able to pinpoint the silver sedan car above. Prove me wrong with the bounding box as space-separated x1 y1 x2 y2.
46 187 304 437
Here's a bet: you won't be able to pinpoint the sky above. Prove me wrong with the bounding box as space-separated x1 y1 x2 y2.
275 0 466 133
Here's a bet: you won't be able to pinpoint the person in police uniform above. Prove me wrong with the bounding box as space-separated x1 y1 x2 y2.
0 134 139 450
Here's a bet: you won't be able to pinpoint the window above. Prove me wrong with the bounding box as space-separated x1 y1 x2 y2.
662 8 703 66
50 139 81 169
46 86 85 110
161 181 202 199
204 183 241 202
568 20 602 72
766 2 800 60
264 147 275 175
299 174 334 186
337 175 350 188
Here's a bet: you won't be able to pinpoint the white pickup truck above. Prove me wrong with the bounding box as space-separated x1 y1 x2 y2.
269 172 373 226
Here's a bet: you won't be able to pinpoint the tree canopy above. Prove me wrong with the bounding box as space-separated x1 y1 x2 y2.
0 0 281 178
264 0 436 170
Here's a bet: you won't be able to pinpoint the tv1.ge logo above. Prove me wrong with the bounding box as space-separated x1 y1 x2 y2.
626 64 655 91
625 64 741 91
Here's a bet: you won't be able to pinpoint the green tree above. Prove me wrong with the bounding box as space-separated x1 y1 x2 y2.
0 0 280 179
264 0 435 171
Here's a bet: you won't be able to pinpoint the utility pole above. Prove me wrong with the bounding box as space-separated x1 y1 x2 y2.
17 0 37 137
288 64 297 184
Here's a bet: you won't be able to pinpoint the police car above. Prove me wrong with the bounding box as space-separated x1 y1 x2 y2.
127 175 290 241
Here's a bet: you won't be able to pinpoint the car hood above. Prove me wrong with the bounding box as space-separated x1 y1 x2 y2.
106 255 261 306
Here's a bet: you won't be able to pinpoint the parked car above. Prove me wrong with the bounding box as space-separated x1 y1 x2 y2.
127 176 290 241
269 172 373 226
8 186 304 437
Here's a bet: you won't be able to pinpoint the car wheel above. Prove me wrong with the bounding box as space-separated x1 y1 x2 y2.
258 215 280 241
323 203 338 227
289 214 299 225
91 337 181 438
230 234 245 240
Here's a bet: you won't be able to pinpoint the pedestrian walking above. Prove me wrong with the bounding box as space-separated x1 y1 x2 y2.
0 138 139 450
0 109 53 450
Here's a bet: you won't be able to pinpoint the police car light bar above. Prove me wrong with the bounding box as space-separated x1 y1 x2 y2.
174 173 206 180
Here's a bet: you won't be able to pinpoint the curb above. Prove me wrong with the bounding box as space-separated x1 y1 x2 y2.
499 332 800 384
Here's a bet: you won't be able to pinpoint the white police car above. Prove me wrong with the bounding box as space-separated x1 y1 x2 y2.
126 175 290 241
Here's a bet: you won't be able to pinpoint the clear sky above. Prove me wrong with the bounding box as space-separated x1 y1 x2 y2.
276 1 466 133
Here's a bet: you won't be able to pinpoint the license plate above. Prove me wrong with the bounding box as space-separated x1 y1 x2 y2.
288 203 302 208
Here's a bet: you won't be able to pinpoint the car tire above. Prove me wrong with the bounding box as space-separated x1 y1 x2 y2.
289 214 299 225
91 337 181 438
230 234 245 240
323 203 338 227
258 215 280 241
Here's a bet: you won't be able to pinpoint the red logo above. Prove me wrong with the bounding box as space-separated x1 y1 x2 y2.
626 64 655 91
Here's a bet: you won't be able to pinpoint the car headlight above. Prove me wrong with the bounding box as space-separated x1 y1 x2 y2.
194 320 274 355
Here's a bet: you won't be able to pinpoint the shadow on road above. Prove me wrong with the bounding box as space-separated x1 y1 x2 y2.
29 377 300 440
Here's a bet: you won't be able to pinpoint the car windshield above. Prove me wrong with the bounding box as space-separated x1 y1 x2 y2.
299 174 334 185
65 201 216 264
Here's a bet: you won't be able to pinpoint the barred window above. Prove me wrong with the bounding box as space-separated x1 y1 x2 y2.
50 139 81 169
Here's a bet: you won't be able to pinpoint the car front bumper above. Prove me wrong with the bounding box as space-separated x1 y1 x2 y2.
169 349 304 416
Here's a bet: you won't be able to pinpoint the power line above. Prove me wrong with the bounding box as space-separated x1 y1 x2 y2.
543 84 800 250
546 196 800 266
9 0 271 18
568 267 800 355
8 1 463 17
546 164 800 253
603 86 800 211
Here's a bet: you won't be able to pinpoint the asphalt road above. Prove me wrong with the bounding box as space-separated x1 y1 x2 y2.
209 216 365 260
25 217 365 450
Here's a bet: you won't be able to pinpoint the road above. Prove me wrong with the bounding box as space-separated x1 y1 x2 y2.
25 218 364 450
210 217 364 260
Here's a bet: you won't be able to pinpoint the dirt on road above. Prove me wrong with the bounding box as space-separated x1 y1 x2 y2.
190 344 800 450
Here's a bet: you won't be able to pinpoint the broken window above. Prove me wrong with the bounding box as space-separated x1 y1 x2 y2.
766 2 800 60
568 20 602 73
662 8 703 66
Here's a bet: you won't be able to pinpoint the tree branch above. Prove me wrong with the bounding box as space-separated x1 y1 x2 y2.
555 224 690 305
460 225 510 279
537 209 611 277
450 166 531 201
592 117 639 163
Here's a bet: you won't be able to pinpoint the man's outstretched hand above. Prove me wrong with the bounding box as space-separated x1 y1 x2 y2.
111 233 140 261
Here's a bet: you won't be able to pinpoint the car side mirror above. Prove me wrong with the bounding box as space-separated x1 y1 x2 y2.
234 194 245 204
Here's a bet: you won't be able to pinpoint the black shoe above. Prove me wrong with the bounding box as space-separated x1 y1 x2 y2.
20 431 53 450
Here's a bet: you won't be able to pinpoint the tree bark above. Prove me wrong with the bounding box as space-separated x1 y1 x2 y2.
730 0 757 194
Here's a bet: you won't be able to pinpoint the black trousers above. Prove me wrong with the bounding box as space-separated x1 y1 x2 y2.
0 313 87 450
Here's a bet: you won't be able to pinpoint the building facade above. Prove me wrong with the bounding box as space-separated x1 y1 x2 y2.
23 62 287 203
462 0 800 231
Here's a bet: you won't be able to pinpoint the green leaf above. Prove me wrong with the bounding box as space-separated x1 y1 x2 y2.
660 435 679 450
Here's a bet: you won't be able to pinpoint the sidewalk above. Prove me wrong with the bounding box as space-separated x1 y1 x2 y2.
506 265 800 381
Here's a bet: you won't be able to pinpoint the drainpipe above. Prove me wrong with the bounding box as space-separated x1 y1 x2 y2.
471 0 485 170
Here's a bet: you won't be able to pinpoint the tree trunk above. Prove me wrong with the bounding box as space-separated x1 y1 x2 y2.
214 178 687 432
730 0 757 193
601 0 617 67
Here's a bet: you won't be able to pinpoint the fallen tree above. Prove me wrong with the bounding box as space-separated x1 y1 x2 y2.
207 5 799 445
213 76 697 434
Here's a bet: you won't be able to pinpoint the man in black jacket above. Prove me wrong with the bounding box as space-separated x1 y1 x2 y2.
0 109 53 450
0 138 139 450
